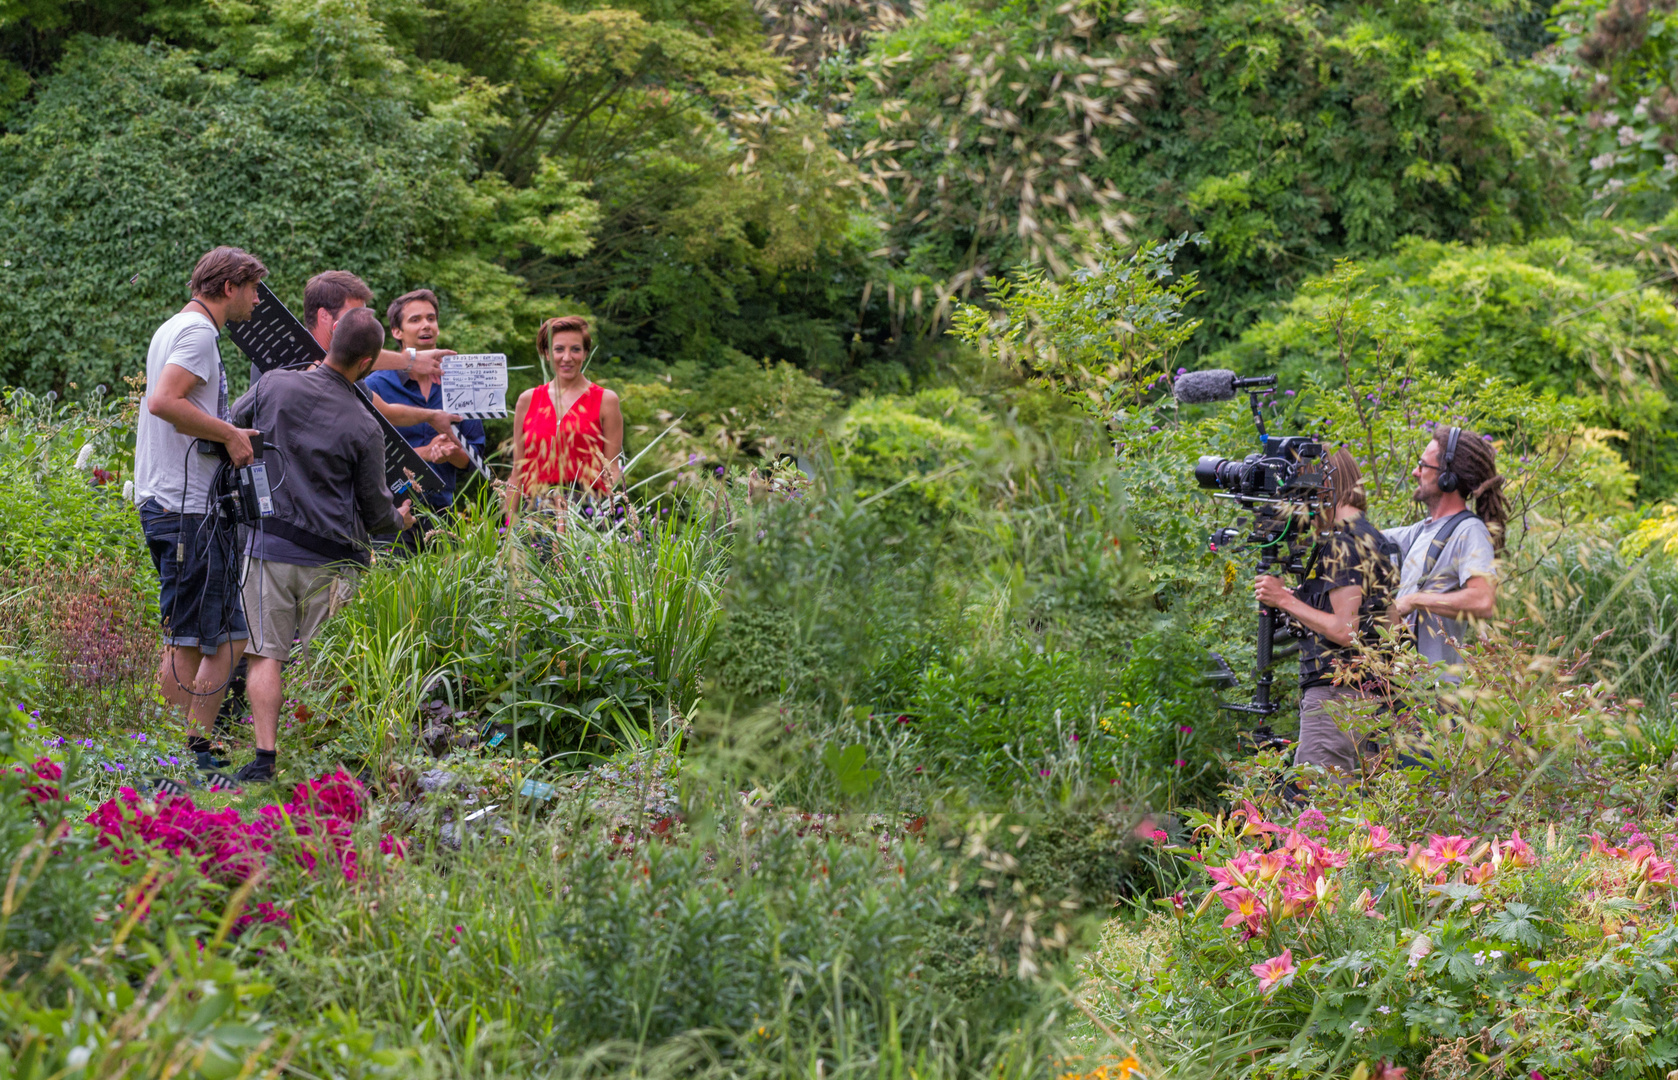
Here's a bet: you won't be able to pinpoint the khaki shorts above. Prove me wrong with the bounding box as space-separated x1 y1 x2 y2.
240 557 358 663
1295 684 1381 783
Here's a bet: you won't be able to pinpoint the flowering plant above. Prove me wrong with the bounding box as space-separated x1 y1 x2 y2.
86 770 402 935
1090 799 1678 1078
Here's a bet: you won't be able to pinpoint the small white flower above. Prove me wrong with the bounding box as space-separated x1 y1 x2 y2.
1591 152 1618 171
74 442 95 469
1473 951 1486 966
122 480 135 503
1635 97 1650 119
1618 124 1641 147
1377 1005 1392 1015
1489 950 1503 960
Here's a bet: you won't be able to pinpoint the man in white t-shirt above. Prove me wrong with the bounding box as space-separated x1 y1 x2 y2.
134 246 267 770
1382 425 1506 676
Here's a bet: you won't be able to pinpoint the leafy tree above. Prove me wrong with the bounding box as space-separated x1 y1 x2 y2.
380 0 872 381
1213 235 1678 495
0 32 487 392
831 0 1568 352
1545 0 1678 215
951 234 1206 422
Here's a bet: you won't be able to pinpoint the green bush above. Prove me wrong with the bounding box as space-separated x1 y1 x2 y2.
0 36 480 395
1214 237 1678 496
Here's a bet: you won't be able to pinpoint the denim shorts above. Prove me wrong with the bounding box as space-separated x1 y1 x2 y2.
140 499 249 651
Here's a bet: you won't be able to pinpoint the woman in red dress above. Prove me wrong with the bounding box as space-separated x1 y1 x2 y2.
507 315 623 525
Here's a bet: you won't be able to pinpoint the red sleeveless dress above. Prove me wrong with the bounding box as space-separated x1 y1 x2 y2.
521 382 609 494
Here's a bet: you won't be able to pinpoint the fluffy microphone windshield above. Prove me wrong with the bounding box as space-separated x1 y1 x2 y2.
1172 368 1238 405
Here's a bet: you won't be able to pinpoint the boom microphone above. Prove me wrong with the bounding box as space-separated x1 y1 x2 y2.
1172 369 1277 405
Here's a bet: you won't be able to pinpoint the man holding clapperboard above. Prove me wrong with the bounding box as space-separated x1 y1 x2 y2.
364 288 489 549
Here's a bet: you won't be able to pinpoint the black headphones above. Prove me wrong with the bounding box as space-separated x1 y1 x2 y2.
1437 425 1463 493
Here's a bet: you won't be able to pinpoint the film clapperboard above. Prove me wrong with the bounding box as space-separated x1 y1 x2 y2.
436 354 503 482
227 282 444 504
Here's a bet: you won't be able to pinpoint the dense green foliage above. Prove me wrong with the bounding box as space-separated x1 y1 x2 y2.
841 0 1568 348
12 0 1678 1077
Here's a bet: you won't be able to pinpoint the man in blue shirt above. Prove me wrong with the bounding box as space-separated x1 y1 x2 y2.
364 289 486 547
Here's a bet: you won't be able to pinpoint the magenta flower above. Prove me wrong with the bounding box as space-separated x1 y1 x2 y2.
1251 949 1296 996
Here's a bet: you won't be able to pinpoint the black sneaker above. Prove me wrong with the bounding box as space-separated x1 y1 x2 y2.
232 757 275 784
194 749 230 770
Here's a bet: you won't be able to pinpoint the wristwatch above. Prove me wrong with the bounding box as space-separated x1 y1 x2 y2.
403 347 417 378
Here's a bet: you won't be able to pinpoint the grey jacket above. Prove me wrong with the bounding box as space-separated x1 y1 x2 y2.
231 365 401 564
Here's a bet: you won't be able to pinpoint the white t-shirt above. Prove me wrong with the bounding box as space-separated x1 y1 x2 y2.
1383 513 1498 671
134 310 227 514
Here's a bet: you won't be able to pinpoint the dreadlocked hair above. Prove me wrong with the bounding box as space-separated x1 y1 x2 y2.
1437 428 1508 552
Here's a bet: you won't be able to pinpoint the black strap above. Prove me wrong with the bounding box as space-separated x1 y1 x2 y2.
188 297 221 331
256 518 367 566
1420 510 1477 583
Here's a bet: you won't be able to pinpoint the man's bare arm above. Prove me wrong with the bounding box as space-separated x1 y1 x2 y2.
1397 575 1496 621
149 364 257 467
371 348 453 380
367 392 464 439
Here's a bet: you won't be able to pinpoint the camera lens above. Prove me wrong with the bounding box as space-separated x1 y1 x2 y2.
1194 456 1228 490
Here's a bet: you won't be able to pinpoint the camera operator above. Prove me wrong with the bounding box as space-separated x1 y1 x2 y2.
1383 426 1504 677
1252 450 1397 781
228 307 415 782
135 246 267 771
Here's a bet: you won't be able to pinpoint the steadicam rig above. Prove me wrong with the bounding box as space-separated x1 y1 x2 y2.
1174 369 1331 720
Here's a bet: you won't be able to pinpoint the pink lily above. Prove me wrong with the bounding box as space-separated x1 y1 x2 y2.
1502 830 1537 868
1424 834 1479 867
1251 949 1296 996
1220 887 1267 936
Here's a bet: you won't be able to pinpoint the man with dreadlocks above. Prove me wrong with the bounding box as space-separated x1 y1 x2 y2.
1383 425 1507 676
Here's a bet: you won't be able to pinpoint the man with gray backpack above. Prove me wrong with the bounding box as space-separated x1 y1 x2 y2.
1383 425 1506 678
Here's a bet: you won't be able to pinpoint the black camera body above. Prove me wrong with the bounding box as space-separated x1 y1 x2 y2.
1195 436 1325 501
1190 390 1331 718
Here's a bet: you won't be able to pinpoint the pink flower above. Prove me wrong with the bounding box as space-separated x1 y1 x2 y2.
1284 829 1348 872
1251 949 1296 996
1354 887 1385 920
1149 829 1168 845
1296 807 1327 835
1233 800 1283 839
291 771 367 823
380 833 408 859
1352 821 1406 855
1424 834 1479 867
20 758 65 805
1588 832 1629 859
1219 887 1267 936
1498 830 1537 869
1255 850 1291 883
1400 843 1443 879
1207 850 1261 893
